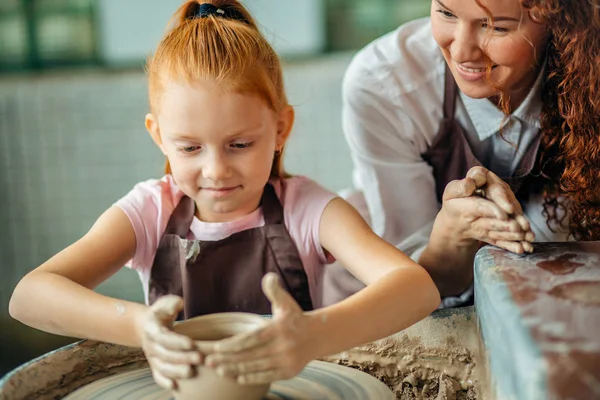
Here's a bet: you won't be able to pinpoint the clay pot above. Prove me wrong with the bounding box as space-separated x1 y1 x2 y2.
169 313 269 400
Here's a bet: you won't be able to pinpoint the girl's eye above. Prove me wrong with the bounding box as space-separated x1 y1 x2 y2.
231 142 254 149
180 146 201 153
436 9 455 18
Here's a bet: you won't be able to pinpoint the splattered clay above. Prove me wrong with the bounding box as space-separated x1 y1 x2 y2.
323 336 478 400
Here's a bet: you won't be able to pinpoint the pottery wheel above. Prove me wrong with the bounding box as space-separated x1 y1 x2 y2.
63 360 394 400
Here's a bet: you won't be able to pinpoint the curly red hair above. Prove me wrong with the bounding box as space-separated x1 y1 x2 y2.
476 0 600 240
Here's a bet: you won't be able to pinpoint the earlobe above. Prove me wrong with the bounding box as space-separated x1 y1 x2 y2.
145 113 167 155
276 106 295 148
528 9 544 24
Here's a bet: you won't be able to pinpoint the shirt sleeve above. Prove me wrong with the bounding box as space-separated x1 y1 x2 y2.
114 177 178 274
279 176 338 266
341 59 440 260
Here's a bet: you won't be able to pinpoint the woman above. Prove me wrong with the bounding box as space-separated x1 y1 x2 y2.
324 0 600 307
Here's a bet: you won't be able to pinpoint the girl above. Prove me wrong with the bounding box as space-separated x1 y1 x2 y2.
9 0 440 390
325 0 600 307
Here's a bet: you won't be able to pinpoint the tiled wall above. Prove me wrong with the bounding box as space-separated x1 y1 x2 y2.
0 53 354 374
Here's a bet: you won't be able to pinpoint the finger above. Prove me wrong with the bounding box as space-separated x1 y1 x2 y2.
487 230 529 241
151 370 175 390
262 273 301 315
151 295 184 323
522 241 534 253
484 171 522 215
442 178 477 202
215 357 276 377
466 166 489 188
471 198 509 220
493 240 525 254
146 342 202 365
474 218 523 233
238 370 281 385
208 327 272 353
205 345 272 368
145 323 194 351
151 357 195 380
515 215 534 235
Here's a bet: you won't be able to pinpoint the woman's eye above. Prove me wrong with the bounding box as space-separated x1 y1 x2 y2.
436 9 455 18
482 23 509 33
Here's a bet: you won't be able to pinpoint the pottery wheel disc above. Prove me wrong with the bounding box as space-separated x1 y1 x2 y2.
63 360 394 400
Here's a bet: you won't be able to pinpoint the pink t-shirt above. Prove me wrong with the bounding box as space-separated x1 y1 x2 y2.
115 175 337 308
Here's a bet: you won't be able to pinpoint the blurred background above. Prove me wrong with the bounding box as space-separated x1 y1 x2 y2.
0 0 429 377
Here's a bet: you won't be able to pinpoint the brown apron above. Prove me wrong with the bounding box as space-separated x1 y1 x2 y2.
147 183 313 319
422 67 542 202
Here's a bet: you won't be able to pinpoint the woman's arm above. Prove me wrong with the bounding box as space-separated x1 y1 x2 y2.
9 206 147 346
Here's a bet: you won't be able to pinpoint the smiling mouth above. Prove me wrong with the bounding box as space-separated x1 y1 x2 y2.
457 63 499 73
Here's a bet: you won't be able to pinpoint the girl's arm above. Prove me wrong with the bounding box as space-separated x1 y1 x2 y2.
306 197 441 355
9 206 147 346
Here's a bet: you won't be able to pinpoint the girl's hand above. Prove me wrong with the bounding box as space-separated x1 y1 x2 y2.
200 273 314 385
137 295 202 390
435 166 535 254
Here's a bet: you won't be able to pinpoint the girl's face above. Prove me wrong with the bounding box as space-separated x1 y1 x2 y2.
430 0 548 107
146 80 293 223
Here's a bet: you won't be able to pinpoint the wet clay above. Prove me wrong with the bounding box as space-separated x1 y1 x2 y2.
537 253 584 275
322 336 478 400
549 281 600 306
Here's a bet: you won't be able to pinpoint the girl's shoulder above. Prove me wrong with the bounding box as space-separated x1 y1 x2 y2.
271 176 337 211
114 174 184 224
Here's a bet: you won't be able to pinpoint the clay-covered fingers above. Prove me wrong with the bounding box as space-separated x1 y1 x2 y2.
204 345 272 368
442 177 478 202
490 240 528 254
215 357 274 377
150 295 185 323
478 171 523 216
144 336 202 365
215 359 296 385
470 218 535 242
150 369 175 390
196 326 273 355
149 356 195 380
262 273 303 316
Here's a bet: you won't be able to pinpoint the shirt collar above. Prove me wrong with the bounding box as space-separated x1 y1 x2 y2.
459 61 545 140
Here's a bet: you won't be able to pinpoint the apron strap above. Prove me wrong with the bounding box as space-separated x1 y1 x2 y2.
164 195 195 238
443 66 457 121
261 183 285 225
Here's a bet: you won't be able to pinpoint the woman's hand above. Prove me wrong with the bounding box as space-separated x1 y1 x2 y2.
435 166 535 254
137 295 202 390
200 273 314 385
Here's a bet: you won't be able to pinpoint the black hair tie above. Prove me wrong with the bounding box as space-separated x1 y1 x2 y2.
188 2 250 25
196 3 225 18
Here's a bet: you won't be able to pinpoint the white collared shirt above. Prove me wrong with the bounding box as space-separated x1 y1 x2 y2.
342 18 568 270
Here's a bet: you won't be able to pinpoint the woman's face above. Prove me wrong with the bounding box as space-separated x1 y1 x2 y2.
430 0 548 106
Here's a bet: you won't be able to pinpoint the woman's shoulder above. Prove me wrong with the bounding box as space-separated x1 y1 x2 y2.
344 17 444 98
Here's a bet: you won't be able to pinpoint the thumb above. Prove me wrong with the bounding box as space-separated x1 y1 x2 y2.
261 273 300 316
151 294 184 324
